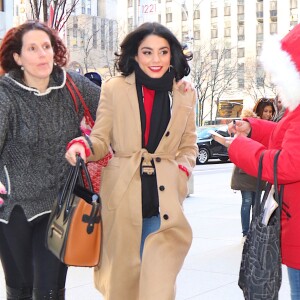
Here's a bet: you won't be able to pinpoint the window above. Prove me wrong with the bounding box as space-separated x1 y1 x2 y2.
73 24 78 38
291 0 297 9
211 28 218 38
158 14 161 23
194 9 200 19
166 13 172 22
211 50 218 60
238 63 244 74
224 49 231 59
238 78 244 89
166 0 172 2
270 1 277 10
224 22 231 37
224 6 231 16
194 30 200 40
256 2 263 20
256 42 262 56
237 48 245 58
211 8 218 18
101 19 106 50
256 77 264 87
270 22 277 34
109 20 113 51
257 23 263 41
182 31 189 42
182 11 188 21
128 0 133 7
128 17 133 32
238 26 244 41
93 32 97 48
0 0 3 11
238 5 244 14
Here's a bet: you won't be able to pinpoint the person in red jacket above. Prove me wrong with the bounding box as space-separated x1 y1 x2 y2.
222 23 300 299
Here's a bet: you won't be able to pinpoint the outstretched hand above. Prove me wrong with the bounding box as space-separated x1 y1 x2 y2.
228 120 251 137
176 79 194 92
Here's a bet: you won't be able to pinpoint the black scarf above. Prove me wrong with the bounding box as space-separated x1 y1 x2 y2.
135 63 174 153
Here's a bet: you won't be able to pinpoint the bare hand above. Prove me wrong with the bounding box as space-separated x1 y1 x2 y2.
228 120 251 137
176 79 194 92
65 140 87 166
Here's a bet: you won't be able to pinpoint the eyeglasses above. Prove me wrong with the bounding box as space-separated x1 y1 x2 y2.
259 98 274 103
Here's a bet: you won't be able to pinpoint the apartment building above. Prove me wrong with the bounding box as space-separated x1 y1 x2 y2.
118 0 300 124
0 0 14 43
66 0 118 77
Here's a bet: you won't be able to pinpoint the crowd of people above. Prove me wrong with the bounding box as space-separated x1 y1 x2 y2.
0 16 299 300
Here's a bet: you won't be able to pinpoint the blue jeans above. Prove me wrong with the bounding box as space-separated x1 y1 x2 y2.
140 214 161 258
240 191 256 236
288 267 300 299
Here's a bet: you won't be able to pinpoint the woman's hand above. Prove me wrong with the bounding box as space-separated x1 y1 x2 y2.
228 120 251 137
0 181 7 207
65 139 87 166
176 79 194 92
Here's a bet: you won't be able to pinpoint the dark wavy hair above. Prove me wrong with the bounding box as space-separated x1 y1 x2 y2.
253 98 275 118
114 22 190 81
0 20 68 75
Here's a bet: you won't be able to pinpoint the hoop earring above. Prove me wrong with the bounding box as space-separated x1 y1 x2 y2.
169 65 173 72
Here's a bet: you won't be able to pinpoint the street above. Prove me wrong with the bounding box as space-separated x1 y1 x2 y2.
0 162 290 299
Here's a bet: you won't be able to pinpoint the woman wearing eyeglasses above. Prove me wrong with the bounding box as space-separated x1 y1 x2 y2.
253 98 276 120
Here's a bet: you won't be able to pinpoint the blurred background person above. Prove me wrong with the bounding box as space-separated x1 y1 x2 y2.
230 107 267 242
253 97 275 120
84 71 102 87
273 94 286 122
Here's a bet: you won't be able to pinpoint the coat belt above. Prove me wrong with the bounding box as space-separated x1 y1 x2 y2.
106 149 174 210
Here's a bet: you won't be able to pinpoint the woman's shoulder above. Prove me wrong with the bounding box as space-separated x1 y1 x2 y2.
103 74 129 88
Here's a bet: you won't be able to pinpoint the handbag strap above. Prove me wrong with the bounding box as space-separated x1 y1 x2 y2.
254 150 282 218
254 151 265 218
272 150 283 211
66 73 95 128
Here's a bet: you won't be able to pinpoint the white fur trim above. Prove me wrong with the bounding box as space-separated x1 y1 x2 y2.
260 35 300 111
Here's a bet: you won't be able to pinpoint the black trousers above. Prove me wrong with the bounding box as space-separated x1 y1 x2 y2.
0 205 68 291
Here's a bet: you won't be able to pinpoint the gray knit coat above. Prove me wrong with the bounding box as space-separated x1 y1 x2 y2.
0 66 100 222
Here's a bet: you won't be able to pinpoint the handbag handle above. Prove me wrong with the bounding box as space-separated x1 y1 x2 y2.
64 156 98 218
65 73 95 128
254 150 282 218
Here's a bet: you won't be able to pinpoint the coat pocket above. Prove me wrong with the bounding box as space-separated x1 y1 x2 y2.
177 168 188 205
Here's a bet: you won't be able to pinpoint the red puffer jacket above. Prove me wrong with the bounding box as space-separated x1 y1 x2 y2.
229 107 300 269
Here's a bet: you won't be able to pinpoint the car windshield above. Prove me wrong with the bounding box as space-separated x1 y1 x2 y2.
197 126 229 139
197 128 215 139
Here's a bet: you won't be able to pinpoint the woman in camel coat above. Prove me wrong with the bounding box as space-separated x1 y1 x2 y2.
66 22 198 300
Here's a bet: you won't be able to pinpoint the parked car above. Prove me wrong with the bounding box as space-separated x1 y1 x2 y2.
196 125 230 164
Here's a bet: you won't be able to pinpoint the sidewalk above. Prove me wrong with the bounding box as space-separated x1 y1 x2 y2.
0 165 290 299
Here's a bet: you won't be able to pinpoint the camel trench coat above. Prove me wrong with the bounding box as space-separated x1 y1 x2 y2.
89 73 198 300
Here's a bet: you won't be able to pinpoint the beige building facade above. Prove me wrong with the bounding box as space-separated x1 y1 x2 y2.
117 0 300 124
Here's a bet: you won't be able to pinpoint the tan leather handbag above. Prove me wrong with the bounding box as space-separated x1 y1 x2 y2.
46 156 102 267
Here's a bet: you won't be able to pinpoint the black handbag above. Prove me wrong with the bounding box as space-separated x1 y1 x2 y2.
238 150 283 300
45 156 102 267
